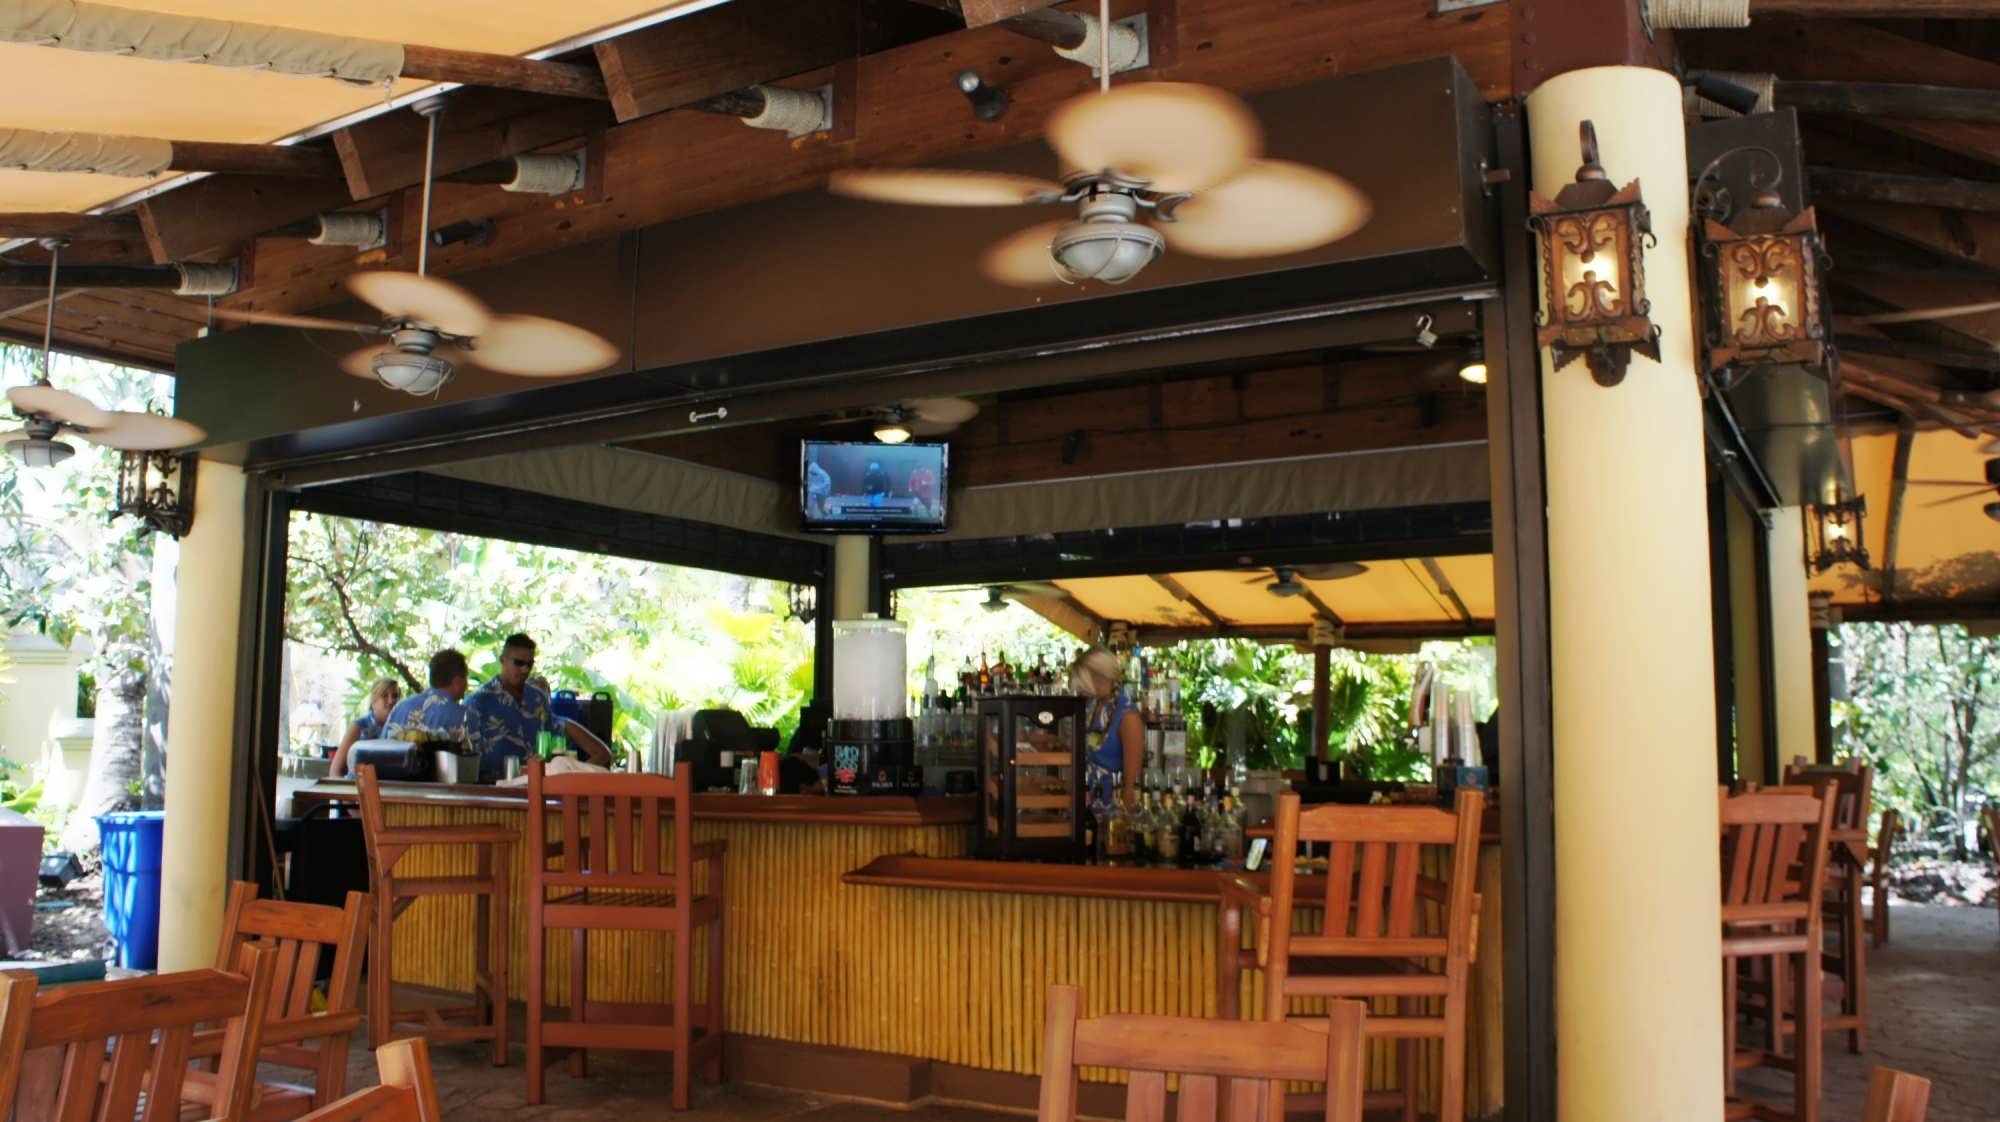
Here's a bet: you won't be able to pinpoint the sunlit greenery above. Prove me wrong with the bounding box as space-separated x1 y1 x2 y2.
285 512 814 760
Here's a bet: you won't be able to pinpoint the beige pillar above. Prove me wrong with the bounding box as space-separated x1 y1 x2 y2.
157 461 248 972
1725 496 1768 784
831 534 872 619
1766 509 1816 770
1529 67 1724 1122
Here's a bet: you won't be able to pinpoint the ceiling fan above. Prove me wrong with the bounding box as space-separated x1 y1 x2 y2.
1241 562 1367 598
826 0 1368 288
827 396 982 443
5 241 205 468
206 97 617 395
1912 457 2000 523
955 582 1071 611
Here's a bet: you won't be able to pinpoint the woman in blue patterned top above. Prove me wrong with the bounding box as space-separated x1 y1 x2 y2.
329 678 403 778
1073 646 1143 807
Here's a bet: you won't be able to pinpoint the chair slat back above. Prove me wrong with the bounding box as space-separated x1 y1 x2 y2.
0 945 278 1122
1719 786 1834 916
1038 984 1364 1122
355 764 393 881
215 881 371 1034
292 1038 442 1122
1267 791 1482 968
529 761 694 893
1982 804 1999 865
1782 756 1872 833
1862 1066 1931 1122
1873 810 1901 881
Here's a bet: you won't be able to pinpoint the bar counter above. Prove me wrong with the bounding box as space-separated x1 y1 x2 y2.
292 780 1500 1115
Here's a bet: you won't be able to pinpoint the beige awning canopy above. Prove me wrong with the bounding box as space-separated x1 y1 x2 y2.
0 0 696 215
1811 428 2000 611
1004 555 1496 645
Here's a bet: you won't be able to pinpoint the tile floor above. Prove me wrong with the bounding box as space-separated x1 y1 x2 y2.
332 904 1999 1121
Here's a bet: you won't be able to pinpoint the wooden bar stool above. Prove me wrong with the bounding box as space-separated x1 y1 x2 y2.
356 763 514 1064
525 759 726 1109
1781 756 1872 1054
1218 790 1484 1122
1868 810 1900 948
1720 784 1834 1122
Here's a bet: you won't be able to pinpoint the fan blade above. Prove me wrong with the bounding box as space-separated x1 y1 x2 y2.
7 384 110 428
1046 82 1261 193
1981 436 2000 455
1240 570 1274 584
338 345 389 381
465 315 618 378
77 412 204 451
346 271 491 336
1294 561 1367 582
1907 479 1986 487
906 397 980 424
905 418 959 436
206 307 385 335
829 168 1063 207
1922 488 1993 507
979 220 1069 287
1163 159 1371 259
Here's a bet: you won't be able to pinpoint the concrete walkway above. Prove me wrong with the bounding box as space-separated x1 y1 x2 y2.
337 903 1999 1121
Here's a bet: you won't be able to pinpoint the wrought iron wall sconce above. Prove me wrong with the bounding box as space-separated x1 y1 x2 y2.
1806 494 1868 573
114 449 197 538
1693 146 1830 386
1527 121 1661 387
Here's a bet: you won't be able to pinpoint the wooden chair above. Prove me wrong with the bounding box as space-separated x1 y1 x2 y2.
0 942 278 1122
292 1038 443 1122
1038 983 1367 1122
1720 784 1835 1122
1218 789 1484 1122
183 881 373 1121
525 759 726 1108
1985 804 2000 934
1867 810 1900 948
1781 756 1873 1053
1860 1067 1930 1122
356 763 514 1063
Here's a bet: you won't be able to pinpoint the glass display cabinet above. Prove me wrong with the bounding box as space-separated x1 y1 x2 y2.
977 695 1086 860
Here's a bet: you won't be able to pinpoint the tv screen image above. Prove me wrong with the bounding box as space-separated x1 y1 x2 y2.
800 440 948 533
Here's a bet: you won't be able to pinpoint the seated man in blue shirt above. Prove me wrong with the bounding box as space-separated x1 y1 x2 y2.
382 649 471 741
462 633 612 780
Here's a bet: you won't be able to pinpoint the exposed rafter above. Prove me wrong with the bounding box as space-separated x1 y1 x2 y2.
1147 574 1227 629
0 212 142 240
1809 166 2000 213
1880 422 1917 602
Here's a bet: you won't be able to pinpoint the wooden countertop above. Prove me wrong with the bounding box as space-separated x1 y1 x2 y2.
843 854 1330 905
292 780 978 827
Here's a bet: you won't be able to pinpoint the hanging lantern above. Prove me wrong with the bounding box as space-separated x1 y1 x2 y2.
1528 120 1661 387
114 450 197 537
1806 495 1868 573
1698 158 1827 378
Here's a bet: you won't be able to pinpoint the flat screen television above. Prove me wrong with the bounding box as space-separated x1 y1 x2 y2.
800 440 949 534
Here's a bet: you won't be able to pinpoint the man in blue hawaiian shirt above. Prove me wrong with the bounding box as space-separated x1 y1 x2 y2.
382 649 471 741
462 633 611 780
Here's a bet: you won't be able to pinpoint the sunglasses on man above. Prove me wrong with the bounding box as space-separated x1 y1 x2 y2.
508 656 535 669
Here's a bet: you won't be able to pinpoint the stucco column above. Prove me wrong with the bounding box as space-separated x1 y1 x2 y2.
831 534 873 620
157 460 247 971
1529 66 1724 1122
1766 509 1816 770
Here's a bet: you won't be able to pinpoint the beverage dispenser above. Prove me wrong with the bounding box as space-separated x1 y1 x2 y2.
826 617 916 794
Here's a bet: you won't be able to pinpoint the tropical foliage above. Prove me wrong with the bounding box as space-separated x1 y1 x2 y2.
284 512 814 760
1836 621 2000 859
0 345 172 847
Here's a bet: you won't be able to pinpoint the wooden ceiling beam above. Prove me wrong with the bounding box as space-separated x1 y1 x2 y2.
1833 269 2000 354
0 212 144 241
1840 371 1989 437
957 0 1068 27
162 140 340 178
593 0 859 123
1418 556 1474 622
1777 80 2000 125
136 175 357 265
1750 0 2000 14
1148 574 1227 629
213 0 1513 320
399 44 605 100
331 92 610 200
1809 166 2000 214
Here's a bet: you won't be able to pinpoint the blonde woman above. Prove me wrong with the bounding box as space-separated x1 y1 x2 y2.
1072 646 1144 806
330 678 403 778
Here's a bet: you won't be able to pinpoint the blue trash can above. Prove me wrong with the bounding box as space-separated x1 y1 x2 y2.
96 810 166 970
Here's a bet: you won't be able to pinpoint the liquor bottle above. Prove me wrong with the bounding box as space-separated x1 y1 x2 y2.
977 653 992 696
1224 788 1248 862
1081 794 1099 861
1106 793 1133 862
1177 794 1201 868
